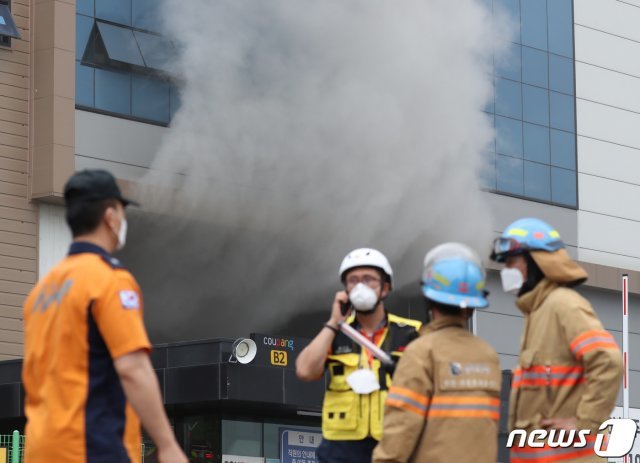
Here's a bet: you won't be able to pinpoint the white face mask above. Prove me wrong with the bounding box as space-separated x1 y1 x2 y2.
116 217 127 251
349 283 379 312
501 267 523 295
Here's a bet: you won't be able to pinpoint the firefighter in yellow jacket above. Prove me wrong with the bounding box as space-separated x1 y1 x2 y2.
296 248 421 463
491 218 623 462
373 243 501 463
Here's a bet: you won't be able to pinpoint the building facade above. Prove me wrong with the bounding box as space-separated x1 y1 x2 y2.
0 0 639 461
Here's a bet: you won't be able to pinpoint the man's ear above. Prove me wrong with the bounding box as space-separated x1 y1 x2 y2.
380 281 391 298
103 205 117 229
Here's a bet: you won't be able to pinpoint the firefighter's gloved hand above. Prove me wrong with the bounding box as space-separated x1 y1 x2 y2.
382 359 398 377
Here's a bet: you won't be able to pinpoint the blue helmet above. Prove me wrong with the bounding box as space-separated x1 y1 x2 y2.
491 217 564 263
422 243 489 309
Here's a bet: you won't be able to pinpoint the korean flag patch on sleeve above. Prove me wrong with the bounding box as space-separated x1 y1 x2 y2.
119 290 140 310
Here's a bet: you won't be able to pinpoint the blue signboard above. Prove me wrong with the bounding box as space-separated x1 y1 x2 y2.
279 428 322 463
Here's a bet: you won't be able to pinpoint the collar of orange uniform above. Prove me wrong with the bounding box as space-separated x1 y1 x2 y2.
516 278 558 314
422 313 467 334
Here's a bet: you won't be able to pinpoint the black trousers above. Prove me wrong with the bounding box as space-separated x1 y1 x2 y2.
316 437 378 463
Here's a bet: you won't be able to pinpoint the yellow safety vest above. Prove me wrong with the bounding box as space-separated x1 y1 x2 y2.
322 313 422 441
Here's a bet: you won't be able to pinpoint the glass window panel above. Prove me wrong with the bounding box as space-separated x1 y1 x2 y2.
550 91 575 132
96 21 145 66
495 78 522 119
496 116 523 158
183 416 219 463
495 43 521 82
133 30 174 71
480 151 497 190
221 420 262 458
76 63 94 107
496 154 524 195
549 53 574 95
170 85 181 121
133 0 162 33
77 0 94 17
76 14 94 61
495 0 521 43
550 129 576 169
524 161 551 201
521 0 547 50
551 167 577 206
523 123 550 164
132 74 170 123
547 0 573 58
484 77 495 114
522 85 549 126
96 0 131 26
522 46 548 87
0 5 21 39
95 68 131 114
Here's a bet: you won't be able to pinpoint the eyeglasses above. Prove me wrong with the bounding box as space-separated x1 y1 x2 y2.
345 275 382 288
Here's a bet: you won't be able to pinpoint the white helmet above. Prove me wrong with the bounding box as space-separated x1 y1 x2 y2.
339 248 393 289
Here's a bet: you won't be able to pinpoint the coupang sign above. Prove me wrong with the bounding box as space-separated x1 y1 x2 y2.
248 334 302 368
262 336 295 351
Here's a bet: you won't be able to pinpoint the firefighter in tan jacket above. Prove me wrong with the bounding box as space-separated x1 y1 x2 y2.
373 243 501 463
491 218 623 463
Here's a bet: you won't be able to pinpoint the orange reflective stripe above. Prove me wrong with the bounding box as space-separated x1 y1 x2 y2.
386 386 430 418
512 365 584 390
428 396 500 420
388 386 430 406
385 397 428 418
432 396 500 406
570 330 618 360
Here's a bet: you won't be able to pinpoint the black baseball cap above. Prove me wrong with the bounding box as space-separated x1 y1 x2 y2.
64 169 139 207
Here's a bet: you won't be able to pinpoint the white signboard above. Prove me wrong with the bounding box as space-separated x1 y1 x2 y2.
222 455 265 463
609 407 640 463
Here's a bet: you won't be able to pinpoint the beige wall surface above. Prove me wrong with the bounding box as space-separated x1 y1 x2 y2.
0 0 35 359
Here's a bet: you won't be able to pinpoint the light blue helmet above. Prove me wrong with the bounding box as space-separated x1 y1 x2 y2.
490 217 564 263
421 243 489 309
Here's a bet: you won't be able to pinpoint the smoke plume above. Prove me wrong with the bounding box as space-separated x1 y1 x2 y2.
127 0 512 342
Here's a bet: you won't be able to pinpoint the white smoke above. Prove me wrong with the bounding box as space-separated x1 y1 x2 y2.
131 0 513 340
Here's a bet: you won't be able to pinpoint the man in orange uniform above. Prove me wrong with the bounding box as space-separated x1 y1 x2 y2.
22 170 186 463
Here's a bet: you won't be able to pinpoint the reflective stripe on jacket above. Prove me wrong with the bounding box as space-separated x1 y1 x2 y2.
372 315 501 463
321 313 421 441
510 279 623 463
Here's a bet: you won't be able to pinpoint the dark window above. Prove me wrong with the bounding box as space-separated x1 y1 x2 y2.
496 154 524 195
522 85 549 126
522 46 548 87
91 21 146 68
521 0 547 50
484 0 577 207
524 161 551 201
75 1 180 125
495 78 522 119
95 67 131 114
551 167 577 205
0 2 21 47
95 0 131 26
549 53 574 95
496 116 523 158
523 123 550 164
76 62 95 107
